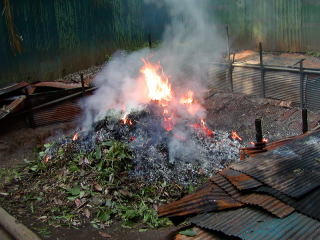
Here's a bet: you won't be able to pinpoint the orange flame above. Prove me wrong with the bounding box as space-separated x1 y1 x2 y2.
140 59 172 102
231 131 243 142
192 119 214 137
121 113 133 125
180 91 194 104
72 132 79 141
262 138 269 143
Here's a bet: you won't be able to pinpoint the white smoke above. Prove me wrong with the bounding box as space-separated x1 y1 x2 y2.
81 0 225 130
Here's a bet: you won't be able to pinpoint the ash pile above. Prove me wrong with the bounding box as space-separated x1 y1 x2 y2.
48 103 243 186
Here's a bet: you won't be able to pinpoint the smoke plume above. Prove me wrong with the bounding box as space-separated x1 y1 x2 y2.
81 0 224 130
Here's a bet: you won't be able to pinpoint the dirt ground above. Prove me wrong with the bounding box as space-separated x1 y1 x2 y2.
234 50 320 68
20 216 178 240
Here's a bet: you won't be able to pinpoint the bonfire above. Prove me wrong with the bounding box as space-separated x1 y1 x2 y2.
0 59 244 229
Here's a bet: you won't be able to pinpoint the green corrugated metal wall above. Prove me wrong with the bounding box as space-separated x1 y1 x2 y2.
1 0 320 86
0 0 149 86
209 0 320 52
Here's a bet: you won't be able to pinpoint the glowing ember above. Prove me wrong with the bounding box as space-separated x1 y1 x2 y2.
72 132 79 141
262 138 269 143
140 59 172 102
231 131 243 142
192 119 214 137
121 114 133 125
180 90 194 104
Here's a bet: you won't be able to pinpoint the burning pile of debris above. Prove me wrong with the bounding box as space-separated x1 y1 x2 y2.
68 59 243 185
0 59 244 229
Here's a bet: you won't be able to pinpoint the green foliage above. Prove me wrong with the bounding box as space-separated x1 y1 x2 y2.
0 168 21 187
179 229 197 237
306 51 320 58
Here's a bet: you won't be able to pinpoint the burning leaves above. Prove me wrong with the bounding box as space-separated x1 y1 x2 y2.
141 59 173 103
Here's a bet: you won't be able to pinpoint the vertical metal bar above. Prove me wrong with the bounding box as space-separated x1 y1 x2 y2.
255 119 263 143
225 25 232 92
302 109 308 133
24 87 35 128
80 73 85 96
300 60 308 133
259 42 266 98
148 33 152 48
229 62 234 92
300 61 305 108
226 25 230 62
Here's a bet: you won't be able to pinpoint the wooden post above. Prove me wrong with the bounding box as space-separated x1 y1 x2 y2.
299 60 308 133
226 25 230 63
148 33 152 48
255 119 263 143
0 207 41 240
80 73 85 96
225 26 233 92
302 109 308 133
299 60 305 109
24 87 35 128
259 42 266 98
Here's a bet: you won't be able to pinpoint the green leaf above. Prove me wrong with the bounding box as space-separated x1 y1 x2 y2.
179 229 197 237
68 186 81 196
97 160 104 171
101 141 113 147
67 196 77 201
30 165 38 172
95 146 102 160
79 191 85 199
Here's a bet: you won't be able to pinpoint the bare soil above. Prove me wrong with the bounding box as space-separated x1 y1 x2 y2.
234 50 320 68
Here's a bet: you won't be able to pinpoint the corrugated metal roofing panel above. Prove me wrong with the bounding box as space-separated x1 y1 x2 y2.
264 70 301 104
230 130 320 198
232 67 263 97
191 207 320 240
32 100 81 127
32 82 83 89
158 182 243 218
0 96 26 120
255 185 320 222
219 168 263 190
0 82 29 97
306 74 320 111
211 174 294 218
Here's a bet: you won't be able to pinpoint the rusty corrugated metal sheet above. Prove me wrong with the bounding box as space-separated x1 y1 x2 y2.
32 82 83 89
211 174 294 218
190 207 320 240
158 182 243 218
32 100 81 127
219 168 263 190
30 87 95 127
0 96 26 120
255 185 320 222
0 82 29 97
230 130 320 198
175 227 226 240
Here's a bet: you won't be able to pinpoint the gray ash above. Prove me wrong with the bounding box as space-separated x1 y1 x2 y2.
47 104 242 186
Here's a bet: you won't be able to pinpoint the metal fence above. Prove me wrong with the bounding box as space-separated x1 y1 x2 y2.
209 60 320 112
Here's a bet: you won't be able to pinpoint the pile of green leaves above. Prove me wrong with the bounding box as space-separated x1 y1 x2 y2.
0 139 187 230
